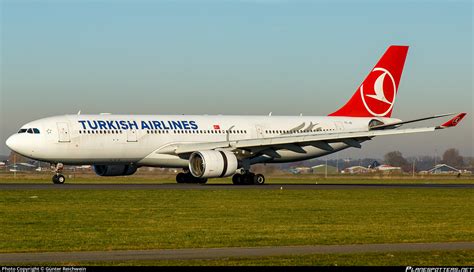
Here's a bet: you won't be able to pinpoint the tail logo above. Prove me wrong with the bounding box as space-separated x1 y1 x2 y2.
452 116 461 125
360 67 397 117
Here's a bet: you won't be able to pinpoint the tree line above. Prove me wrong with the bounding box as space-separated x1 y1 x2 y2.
384 148 467 172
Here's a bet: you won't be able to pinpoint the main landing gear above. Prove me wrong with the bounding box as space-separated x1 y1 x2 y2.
51 163 66 184
232 172 265 185
176 172 208 184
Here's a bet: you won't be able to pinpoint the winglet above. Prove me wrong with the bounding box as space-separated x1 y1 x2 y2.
436 113 467 129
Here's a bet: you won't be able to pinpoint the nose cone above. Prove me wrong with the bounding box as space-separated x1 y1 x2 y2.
6 133 41 159
5 135 18 151
6 134 33 157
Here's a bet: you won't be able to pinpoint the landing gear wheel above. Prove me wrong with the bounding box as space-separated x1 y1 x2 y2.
57 174 66 184
253 174 265 185
197 178 208 184
233 172 265 185
51 163 65 184
176 173 186 183
176 172 208 184
52 174 66 184
243 173 255 185
232 174 242 185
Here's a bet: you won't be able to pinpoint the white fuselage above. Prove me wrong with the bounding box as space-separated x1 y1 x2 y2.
6 114 399 168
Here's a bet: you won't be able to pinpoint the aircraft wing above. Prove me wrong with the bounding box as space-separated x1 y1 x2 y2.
172 126 435 154
369 113 456 130
159 113 467 155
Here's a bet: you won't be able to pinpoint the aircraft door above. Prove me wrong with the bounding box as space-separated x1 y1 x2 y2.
127 129 138 142
334 121 344 131
57 122 71 142
255 125 264 138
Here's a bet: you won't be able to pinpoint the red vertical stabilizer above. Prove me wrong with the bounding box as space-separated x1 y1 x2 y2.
329 45 409 117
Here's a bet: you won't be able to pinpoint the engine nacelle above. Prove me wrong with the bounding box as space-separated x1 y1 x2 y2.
189 150 238 178
93 164 137 176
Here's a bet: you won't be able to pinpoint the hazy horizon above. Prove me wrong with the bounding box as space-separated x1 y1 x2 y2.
1 1 473 159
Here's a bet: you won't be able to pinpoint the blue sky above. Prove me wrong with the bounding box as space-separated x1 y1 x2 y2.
1 0 472 158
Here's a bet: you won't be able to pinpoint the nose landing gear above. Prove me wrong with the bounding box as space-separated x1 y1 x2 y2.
52 174 66 184
51 163 66 184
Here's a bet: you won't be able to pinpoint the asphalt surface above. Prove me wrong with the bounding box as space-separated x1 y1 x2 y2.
0 183 472 190
1 242 473 263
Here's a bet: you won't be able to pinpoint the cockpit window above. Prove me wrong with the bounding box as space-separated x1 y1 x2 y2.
18 128 40 134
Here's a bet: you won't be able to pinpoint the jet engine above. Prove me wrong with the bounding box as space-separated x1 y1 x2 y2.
189 150 238 178
93 164 138 176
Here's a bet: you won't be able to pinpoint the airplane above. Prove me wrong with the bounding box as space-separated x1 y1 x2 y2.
5 45 467 184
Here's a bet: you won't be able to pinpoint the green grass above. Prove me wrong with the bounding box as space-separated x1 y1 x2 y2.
13 250 472 266
0 189 472 253
0 172 473 184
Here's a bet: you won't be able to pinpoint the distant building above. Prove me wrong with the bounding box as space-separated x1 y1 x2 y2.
366 160 401 172
368 161 381 169
295 167 312 174
341 166 370 174
290 167 312 174
375 164 402 172
422 164 471 174
311 164 338 174
19 162 36 168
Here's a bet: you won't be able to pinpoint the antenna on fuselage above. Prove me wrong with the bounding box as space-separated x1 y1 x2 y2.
77 110 81 115
269 112 272 116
